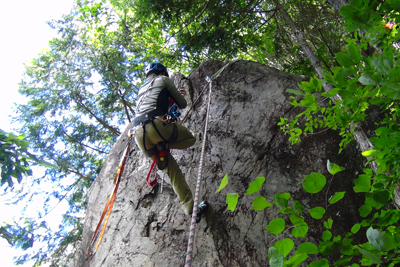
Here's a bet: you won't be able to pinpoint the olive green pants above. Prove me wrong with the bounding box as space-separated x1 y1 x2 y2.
134 118 196 215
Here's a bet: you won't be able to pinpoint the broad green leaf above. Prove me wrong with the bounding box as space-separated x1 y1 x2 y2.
335 52 355 67
226 193 239 211
327 160 345 175
351 223 361 234
309 258 329 267
329 192 346 204
266 218 285 235
279 207 295 214
285 253 308 266
324 219 333 229
293 200 304 214
339 242 354 256
246 176 265 195
334 255 352 266
366 227 397 252
297 242 318 254
311 77 322 91
216 174 229 193
252 196 271 210
273 238 294 257
273 193 291 209
359 204 372 217
322 230 332 241
372 190 390 205
289 214 306 226
353 175 371 193
358 248 382 264
292 225 309 238
302 172 326 193
359 74 377 85
348 42 361 64
309 206 326 219
268 247 284 267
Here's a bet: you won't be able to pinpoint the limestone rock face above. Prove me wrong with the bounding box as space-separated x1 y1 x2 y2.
73 60 365 267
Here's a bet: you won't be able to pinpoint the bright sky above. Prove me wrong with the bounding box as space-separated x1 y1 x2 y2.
0 1 75 266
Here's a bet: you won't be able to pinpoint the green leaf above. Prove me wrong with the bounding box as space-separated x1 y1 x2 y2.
285 253 308 266
359 204 372 217
329 192 346 204
359 74 377 85
286 89 304 95
216 173 229 193
246 176 265 195
302 172 326 193
297 242 318 254
293 200 304 214
309 258 329 267
334 256 352 266
273 193 291 209
327 160 345 175
351 223 361 234
273 238 294 257
335 52 355 67
353 174 371 193
324 219 333 229
226 193 239 211
372 190 390 205
311 77 322 91
322 230 332 241
265 218 285 235
289 214 305 226
348 42 361 64
268 247 284 267
292 225 309 238
358 248 382 264
252 196 271 210
366 227 397 252
309 206 326 219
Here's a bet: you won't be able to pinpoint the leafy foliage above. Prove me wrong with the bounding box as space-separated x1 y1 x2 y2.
218 160 400 266
0 130 32 189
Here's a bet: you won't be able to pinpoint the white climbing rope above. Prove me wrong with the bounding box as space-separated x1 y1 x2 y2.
184 60 239 266
184 76 213 267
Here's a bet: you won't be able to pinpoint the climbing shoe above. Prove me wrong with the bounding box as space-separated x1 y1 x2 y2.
196 201 208 223
156 141 169 170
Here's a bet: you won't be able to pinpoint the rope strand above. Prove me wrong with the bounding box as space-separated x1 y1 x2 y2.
185 77 213 267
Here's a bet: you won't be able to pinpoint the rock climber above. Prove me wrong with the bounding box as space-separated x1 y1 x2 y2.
133 62 207 222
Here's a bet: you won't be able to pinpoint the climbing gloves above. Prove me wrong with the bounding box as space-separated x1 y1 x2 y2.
156 141 169 170
196 201 208 223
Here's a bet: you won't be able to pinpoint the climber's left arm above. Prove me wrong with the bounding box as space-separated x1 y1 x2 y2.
162 76 187 109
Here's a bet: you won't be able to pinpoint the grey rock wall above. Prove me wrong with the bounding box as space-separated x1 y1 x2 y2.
72 60 366 267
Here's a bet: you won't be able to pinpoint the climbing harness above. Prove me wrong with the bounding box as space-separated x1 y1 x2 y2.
86 128 135 257
184 76 213 267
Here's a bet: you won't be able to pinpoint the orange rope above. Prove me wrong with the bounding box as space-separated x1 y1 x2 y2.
86 135 132 257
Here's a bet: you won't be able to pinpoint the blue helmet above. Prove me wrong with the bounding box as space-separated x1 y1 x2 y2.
145 62 169 77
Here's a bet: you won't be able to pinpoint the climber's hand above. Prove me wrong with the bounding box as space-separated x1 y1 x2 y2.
180 90 186 96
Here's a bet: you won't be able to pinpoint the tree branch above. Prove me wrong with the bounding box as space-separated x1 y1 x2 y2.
58 125 108 155
75 97 120 136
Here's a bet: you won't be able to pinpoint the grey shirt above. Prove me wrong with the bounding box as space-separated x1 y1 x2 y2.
135 73 187 118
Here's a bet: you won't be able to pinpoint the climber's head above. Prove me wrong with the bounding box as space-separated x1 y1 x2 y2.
145 62 169 77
